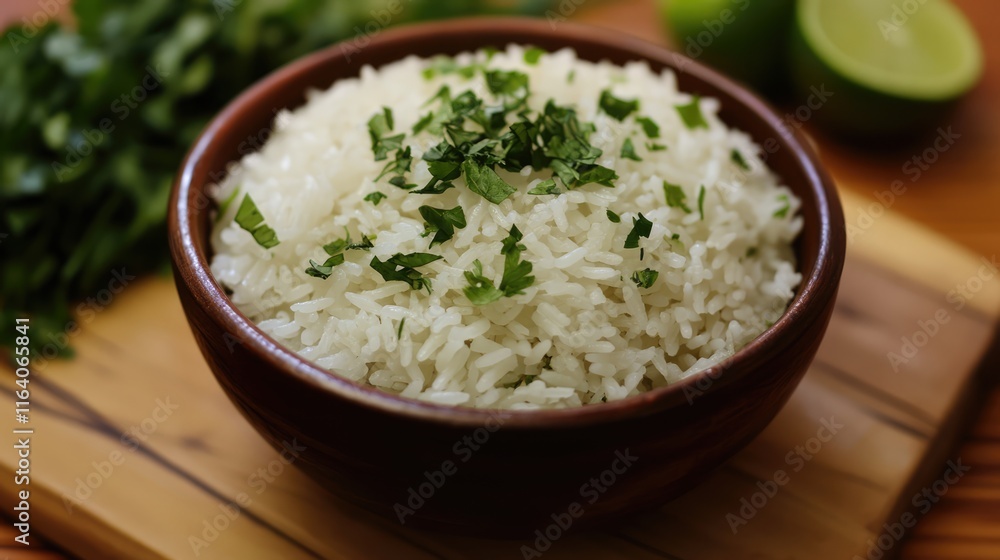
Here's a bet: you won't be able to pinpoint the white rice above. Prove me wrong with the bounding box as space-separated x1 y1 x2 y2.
209 46 803 409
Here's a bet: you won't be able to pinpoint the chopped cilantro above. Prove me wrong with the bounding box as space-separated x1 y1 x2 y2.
234 194 280 248
576 165 618 188
485 69 530 98
636 116 661 138
307 230 372 279
624 213 653 249
367 107 404 161
305 254 344 279
370 253 442 293
363 191 386 206
388 176 417 190
646 142 667 152
675 97 708 130
419 205 467 246
397 317 406 340
463 226 535 305
607 209 621 223
462 160 516 204
566 69 576 83
528 179 561 195
463 260 504 305
731 149 751 171
599 89 639 121
523 47 545 65
774 194 791 218
663 181 692 213
411 181 455 195
620 137 641 161
697 185 706 220
376 146 412 180
631 268 659 288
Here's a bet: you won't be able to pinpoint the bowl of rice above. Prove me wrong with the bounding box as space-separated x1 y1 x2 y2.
169 18 845 536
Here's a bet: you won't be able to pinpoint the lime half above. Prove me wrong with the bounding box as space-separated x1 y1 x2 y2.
791 0 983 137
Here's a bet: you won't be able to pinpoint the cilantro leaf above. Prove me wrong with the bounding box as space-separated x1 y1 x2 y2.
388 176 418 190
527 179 561 195
631 268 659 288
774 194 791 218
411 181 455 195
523 47 545 65
485 70 529 98
620 138 641 161
697 185 706 220
388 252 443 268
646 142 667 152
576 165 618 188
419 205 467 246
462 160 516 204
364 191 387 206
305 254 345 279
731 149 751 171
463 260 504 306
675 97 708 130
663 181 692 213
624 213 653 249
376 146 412 180
636 117 660 138
367 107 404 161
370 253 441 292
235 194 280 248
599 89 640 121
607 209 621 223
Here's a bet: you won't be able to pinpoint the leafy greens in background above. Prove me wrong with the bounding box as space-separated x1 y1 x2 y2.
0 0 553 358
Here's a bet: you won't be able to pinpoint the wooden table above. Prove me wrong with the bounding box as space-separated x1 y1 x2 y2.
1 1 997 558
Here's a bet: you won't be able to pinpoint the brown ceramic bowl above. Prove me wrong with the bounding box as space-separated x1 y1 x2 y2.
169 18 845 537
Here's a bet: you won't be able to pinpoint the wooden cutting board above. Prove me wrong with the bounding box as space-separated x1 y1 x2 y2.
0 188 997 560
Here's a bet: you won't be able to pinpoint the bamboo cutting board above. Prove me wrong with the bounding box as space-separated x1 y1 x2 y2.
0 189 997 560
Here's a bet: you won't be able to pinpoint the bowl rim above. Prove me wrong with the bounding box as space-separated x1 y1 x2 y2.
169 17 845 429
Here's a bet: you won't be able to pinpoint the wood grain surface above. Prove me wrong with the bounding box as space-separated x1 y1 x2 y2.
1 0 998 559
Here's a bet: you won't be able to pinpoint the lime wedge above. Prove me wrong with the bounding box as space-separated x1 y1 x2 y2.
661 0 795 92
791 0 983 137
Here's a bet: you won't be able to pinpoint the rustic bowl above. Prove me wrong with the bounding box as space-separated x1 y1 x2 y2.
168 18 845 537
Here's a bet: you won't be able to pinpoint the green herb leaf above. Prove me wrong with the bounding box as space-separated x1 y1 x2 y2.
485 69 529 98
388 252 443 268
663 181 692 213
368 107 404 161
235 194 280 248
376 146 412 180
599 89 639 121
646 142 667 152
305 254 345 279
364 192 387 206
631 268 659 288
624 213 653 249
370 253 439 293
411 181 455 195
636 117 660 138
774 194 791 218
697 185 706 220
397 317 406 339
463 259 504 305
462 160 516 204
620 137 641 161
607 209 621 223
523 47 545 65
675 97 708 130
527 179 561 195
419 205 467 246
388 176 418 190
576 165 618 188
731 149 751 171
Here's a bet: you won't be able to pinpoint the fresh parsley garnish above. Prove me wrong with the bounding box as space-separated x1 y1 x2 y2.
566 70 576 83
370 252 442 293
663 181 692 213
306 230 373 279
388 176 418 190
636 117 660 138
528 179 561 195
675 97 708 130
376 146 412 180
523 47 545 65
731 149 751 171
463 260 504 305
774 194 791 218
465 225 535 304
397 317 406 340
367 107 405 161
624 213 653 249
620 137 641 161
419 205 467 246
599 89 639 121
646 142 667 152
607 209 621 223
305 255 344 279
234 194 280 249
631 268 659 288
697 185 706 220
364 192 386 206
462 160 516 204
